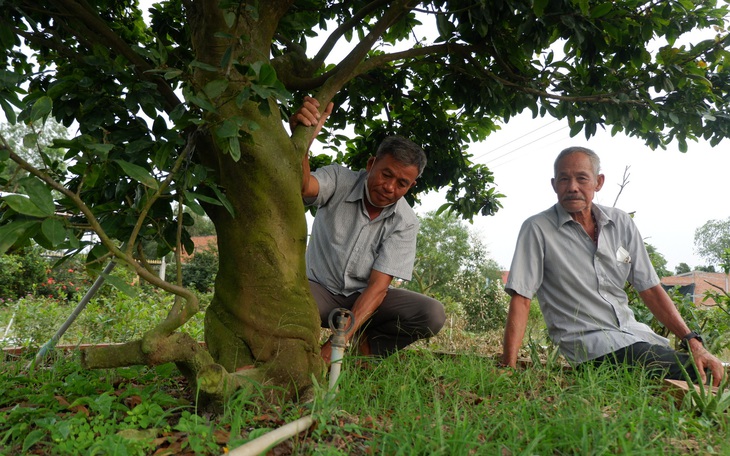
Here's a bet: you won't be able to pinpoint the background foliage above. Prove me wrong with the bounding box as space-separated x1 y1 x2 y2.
403 211 507 332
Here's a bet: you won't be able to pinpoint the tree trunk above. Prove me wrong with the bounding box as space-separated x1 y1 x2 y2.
184 1 325 400
199 120 324 398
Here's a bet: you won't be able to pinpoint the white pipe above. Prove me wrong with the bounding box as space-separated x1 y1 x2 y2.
226 415 315 456
2 312 15 341
224 308 353 456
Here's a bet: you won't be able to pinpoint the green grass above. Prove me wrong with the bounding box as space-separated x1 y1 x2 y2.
1 294 729 455
2 348 727 455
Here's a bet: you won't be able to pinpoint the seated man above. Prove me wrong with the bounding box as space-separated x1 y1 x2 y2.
292 97 445 363
501 146 726 386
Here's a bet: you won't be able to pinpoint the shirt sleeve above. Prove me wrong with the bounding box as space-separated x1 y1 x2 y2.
505 218 544 299
371 214 418 281
306 165 339 207
623 214 660 292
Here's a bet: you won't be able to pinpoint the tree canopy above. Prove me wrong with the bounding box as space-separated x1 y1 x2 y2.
694 216 730 267
404 211 502 299
1 0 730 401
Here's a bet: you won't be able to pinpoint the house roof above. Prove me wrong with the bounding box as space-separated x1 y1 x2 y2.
661 271 729 306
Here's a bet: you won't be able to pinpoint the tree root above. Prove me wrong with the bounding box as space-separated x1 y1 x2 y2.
80 332 272 405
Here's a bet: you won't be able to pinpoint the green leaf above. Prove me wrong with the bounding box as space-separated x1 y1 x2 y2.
0 220 38 254
569 121 584 137
101 272 139 297
187 191 222 206
203 79 229 99
164 69 183 80
2 194 52 217
533 0 549 17
227 137 241 161
22 429 46 454
210 184 235 217
21 176 55 215
183 193 206 215
215 119 240 139
187 94 218 113
591 3 613 18
257 64 278 86
0 97 17 124
87 143 114 158
30 96 52 122
223 10 236 28
41 217 67 247
189 60 219 72
113 160 159 189
22 132 39 149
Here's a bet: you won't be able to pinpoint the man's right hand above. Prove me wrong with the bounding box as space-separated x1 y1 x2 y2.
320 339 333 364
289 96 333 140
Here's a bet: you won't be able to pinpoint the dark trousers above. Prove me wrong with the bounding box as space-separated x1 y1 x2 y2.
309 280 446 357
587 342 702 383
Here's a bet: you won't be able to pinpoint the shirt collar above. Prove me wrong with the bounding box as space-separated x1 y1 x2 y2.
345 170 399 218
553 203 613 229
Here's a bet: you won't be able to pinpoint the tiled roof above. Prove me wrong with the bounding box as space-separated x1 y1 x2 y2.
661 272 729 306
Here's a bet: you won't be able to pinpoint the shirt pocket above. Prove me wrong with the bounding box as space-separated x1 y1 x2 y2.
348 244 378 283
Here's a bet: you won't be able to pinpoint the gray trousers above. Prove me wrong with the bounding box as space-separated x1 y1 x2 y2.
587 342 703 383
309 280 446 357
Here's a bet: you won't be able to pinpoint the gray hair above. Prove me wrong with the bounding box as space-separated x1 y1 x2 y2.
554 146 601 177
375 136 427 177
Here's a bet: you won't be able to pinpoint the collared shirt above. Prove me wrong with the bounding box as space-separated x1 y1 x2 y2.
506 203 668 363
305 164 418 296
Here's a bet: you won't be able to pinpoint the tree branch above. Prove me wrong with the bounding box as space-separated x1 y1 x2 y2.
311 0 392 66
42 0 182 112
1 136 200 342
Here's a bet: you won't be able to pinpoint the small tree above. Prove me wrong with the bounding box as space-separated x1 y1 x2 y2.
675 262 691 275
694 217 730 267
646 243 671 278
404 211 505 330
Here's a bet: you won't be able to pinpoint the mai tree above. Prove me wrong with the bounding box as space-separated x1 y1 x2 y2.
1 0 730 402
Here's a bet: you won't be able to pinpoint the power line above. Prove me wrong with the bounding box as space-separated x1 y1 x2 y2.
472 119 559 162
481 124 570 167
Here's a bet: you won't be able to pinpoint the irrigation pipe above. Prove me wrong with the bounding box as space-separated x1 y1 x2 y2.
226 308 354 456
33 260 117 365
2 312 15 341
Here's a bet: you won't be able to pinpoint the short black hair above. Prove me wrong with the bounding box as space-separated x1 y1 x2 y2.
375 136 427 177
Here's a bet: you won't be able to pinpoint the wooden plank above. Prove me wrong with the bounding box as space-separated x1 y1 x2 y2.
663 378 721 407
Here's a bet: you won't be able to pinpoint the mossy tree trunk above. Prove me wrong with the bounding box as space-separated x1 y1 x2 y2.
190 1 325 398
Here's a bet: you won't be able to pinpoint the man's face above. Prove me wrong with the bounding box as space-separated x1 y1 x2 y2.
551 152 604 216
365 154 418 208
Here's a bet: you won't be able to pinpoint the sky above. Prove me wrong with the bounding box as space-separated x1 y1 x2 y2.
412 113 730 271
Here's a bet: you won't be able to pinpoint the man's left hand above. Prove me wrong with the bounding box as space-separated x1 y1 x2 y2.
689 339 726 386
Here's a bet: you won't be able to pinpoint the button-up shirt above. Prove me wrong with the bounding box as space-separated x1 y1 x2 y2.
506 203 668 363
305 164 418 296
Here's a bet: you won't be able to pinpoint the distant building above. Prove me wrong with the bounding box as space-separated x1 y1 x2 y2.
180 235 218 263
661 271 729 307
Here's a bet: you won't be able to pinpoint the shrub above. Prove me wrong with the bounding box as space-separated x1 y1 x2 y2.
181 247 218 293
461 279 509 333
0 248 46 300
34 258 94 302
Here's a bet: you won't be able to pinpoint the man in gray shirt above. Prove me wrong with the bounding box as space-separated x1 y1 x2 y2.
501 146 725 386
293 97 445 363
